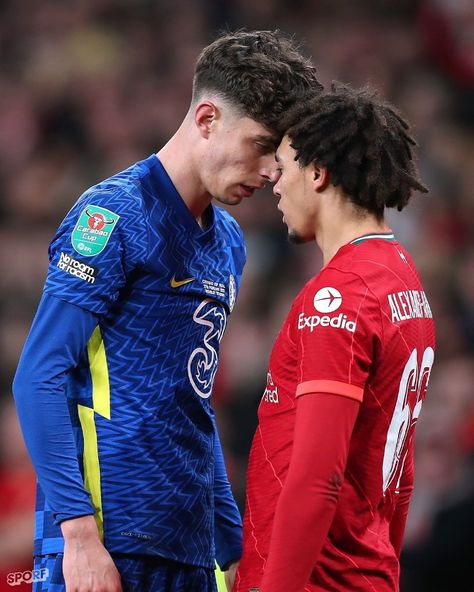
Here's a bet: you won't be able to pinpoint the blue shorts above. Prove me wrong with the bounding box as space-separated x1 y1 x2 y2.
32 553 218 592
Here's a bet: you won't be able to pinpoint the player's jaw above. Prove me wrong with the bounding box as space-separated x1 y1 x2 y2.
279 191 319 243
273 136 316 243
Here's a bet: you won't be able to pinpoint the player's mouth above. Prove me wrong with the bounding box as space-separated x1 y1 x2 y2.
277 202 287 224
239 184 256 198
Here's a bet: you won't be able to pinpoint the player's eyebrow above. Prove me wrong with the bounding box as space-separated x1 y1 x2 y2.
254 134 280 150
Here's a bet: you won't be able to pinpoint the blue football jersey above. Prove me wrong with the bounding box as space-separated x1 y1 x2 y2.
35 155 246 568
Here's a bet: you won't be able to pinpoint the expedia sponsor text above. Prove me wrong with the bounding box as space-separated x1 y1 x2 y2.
298 312 356 333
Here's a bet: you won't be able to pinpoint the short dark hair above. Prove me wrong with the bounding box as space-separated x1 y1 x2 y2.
192 30 322 136
284 83 428 218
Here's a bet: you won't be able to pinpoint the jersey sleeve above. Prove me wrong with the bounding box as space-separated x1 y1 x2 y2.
13 293 99 524
211 409 243 569
293 267 382 402
44 188 149 315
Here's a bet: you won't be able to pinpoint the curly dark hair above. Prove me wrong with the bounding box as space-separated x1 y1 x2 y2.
284 83 428 218
192 30 322 136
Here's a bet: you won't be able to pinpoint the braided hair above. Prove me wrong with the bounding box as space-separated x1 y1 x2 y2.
284 83 428 218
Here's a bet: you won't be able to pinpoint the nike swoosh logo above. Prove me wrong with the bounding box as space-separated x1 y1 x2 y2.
170 275 195 288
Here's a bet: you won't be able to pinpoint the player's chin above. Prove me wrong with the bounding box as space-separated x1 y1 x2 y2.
287 229 308 245
215 194 243 206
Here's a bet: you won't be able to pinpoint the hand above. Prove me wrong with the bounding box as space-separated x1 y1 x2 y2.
224 560 239 592
61 515 122 592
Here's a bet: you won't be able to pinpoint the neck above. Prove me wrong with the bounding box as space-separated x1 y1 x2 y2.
157 122 213 219
316 188 389 265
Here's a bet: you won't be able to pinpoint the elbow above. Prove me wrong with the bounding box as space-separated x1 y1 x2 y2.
282 469 344 508
325 470 344 505
315 470 345 507
328 470 344 493
12 363 28 405
12 357 39 409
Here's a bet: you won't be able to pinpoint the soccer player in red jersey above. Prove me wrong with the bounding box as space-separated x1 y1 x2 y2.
234 84 436 592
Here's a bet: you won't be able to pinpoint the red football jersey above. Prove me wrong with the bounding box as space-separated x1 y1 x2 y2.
235 233 436 592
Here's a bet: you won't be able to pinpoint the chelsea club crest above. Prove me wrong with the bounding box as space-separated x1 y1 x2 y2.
229 274 236 312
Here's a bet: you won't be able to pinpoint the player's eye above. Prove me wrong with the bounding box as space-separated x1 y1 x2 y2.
255 141 273 154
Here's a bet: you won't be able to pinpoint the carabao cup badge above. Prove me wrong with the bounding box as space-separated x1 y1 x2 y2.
71 205 120 257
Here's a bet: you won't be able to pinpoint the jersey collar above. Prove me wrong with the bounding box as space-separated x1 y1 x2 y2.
147 155 216 239
350 231 395 245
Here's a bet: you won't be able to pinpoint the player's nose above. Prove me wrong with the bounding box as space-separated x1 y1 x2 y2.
273 177 281 197
259 154 280 184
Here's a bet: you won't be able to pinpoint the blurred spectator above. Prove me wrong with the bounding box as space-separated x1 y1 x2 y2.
401 358 474 591
0 0 472 589
0 399 35 592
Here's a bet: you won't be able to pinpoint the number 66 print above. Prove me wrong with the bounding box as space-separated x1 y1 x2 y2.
382 347 435 492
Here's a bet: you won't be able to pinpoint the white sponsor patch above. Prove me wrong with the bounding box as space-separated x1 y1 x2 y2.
57 251 98 284
313 287 342 313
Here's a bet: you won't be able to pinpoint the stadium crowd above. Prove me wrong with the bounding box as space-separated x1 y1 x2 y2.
0 1 472 590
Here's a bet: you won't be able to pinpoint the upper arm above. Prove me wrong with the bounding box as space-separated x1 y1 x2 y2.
44 189 148 315
14 293 99 390
293 268 381 404
289 392 360 490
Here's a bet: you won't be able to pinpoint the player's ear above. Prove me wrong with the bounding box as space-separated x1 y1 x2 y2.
312 163 330 192
194 102 218 139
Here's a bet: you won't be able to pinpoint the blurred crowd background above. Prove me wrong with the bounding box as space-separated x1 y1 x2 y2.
0 0 473 590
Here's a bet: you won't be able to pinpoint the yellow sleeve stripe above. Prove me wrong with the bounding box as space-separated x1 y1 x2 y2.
87 326 111 419
78 404 104 540
77 326 111 542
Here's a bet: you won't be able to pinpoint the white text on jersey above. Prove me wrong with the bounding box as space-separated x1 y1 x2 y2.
298 312 356 333
387 290 432 323
262 372 280 404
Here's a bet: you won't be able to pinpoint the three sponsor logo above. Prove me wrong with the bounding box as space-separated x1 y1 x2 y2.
298 287 357 334
188 299 227 399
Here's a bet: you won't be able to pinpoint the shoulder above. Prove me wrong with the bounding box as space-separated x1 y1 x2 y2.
62 160 153 236
301 263 371 302
74 162 149 219
50 165 152 263
295 263 381 334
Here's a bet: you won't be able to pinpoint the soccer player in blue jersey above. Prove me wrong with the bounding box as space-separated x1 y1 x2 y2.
12 30 321 592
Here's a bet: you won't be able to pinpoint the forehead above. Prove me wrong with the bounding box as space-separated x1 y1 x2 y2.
221 104 274 135
237 115 278 141
276 135 296 161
